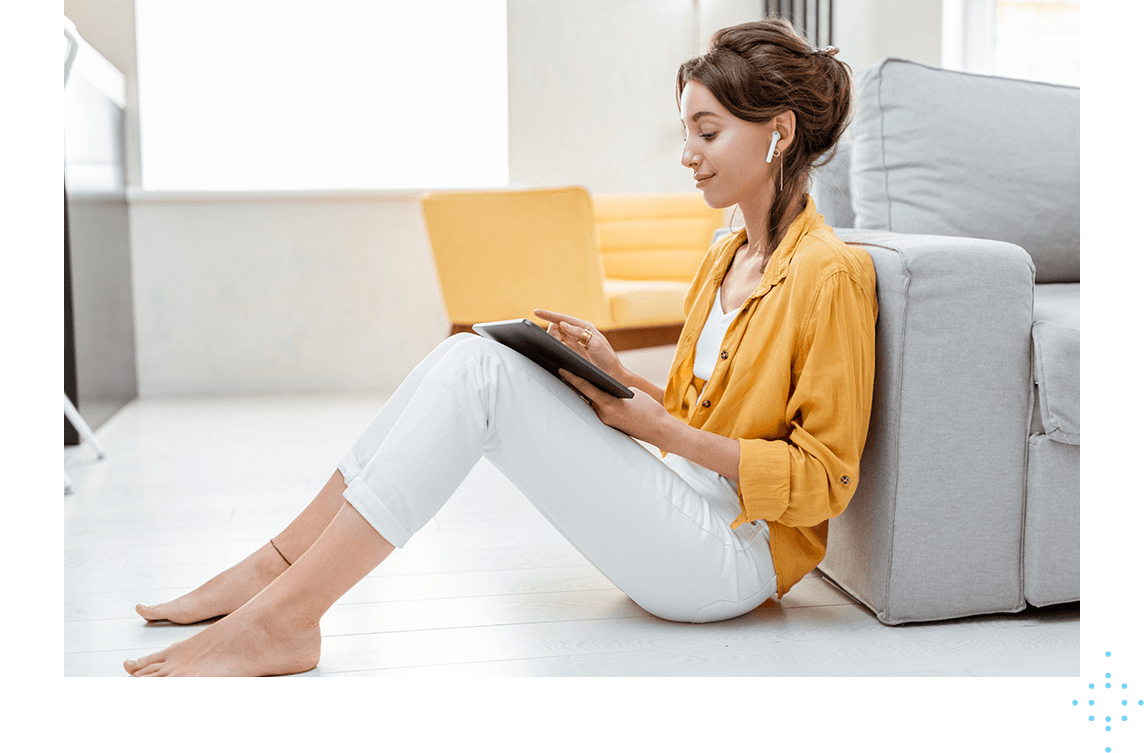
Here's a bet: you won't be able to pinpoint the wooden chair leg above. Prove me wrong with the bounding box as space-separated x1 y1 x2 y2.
450 324 477 337
601 324 683 351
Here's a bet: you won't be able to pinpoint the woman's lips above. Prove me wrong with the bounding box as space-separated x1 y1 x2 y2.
694 173 714 186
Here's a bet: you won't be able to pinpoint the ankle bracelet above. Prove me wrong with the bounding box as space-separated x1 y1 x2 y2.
269 538 292 566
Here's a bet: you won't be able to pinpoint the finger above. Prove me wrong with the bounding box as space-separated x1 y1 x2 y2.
556 369 592 405
534 309 570 326
535 312 574 342
559 369 607 403
548 322 576 349
535 309 590 330
559 321 593 348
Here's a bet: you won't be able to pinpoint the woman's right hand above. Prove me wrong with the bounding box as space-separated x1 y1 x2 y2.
533 309 628 385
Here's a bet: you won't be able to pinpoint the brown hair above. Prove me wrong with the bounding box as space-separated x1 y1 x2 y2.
676 16 852 253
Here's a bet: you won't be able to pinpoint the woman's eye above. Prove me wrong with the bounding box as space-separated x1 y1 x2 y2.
682 130 716 142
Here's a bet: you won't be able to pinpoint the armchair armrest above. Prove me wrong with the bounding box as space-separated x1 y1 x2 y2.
820 229 1036 624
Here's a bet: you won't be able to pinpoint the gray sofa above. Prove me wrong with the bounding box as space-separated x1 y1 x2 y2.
809 58 1080 624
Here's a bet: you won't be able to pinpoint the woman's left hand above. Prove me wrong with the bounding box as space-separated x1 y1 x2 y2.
558 369 675 446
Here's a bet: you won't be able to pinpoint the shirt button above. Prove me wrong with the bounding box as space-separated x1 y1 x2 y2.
841 476 851 484
720 351 728 360
702 400 711 408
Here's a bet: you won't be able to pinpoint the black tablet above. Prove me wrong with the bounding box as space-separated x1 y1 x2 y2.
472 319 635 399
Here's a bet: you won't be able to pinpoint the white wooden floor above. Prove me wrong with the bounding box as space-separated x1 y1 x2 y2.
64 374 1079 678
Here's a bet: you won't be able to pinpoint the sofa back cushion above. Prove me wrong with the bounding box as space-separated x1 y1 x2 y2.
1031 283 1080 445
850 57 1080 283
809 138 856 230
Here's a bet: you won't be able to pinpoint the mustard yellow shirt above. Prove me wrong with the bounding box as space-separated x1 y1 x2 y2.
663 196 878 599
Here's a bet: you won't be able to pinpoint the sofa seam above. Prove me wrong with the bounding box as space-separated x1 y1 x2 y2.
845 237 908 623
1017 269 1037 612
1030 320 1080 443
875 58 893 232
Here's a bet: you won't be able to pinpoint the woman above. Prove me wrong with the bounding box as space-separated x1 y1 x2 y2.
124 17 876 677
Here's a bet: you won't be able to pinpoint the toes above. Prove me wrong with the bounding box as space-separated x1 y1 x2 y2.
127 649 167 676
130 664 156 677
136 603 162 620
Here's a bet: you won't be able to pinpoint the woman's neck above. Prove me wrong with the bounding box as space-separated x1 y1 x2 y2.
737 192 803 263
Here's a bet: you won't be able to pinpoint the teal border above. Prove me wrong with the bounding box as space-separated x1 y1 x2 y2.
38 2 1116 746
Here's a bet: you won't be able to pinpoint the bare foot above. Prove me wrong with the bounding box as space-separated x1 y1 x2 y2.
123 600 320 677
135 542 289 624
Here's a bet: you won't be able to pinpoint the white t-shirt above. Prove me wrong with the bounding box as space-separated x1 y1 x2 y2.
693 285 739 382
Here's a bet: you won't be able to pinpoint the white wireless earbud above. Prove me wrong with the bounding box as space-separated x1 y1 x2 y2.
766 130 781 163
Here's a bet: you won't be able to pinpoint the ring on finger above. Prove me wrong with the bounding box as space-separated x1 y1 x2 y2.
578 329 593 347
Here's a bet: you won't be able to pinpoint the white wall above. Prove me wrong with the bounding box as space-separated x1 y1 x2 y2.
127 193 447 394
507 0 692 195
98 0 946 395
835 0 944 71
507 0 781 194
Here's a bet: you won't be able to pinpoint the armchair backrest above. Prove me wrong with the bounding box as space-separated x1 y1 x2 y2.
592 193 726 282
420 186 611 328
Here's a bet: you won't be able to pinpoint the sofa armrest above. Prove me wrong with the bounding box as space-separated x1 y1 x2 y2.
819 229 1036 624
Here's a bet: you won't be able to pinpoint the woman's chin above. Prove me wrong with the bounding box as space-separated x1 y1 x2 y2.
696 189 732 210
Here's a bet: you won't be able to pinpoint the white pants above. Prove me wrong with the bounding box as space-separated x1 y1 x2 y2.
337 334 777 623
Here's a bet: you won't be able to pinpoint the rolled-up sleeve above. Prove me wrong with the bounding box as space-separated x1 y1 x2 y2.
732 270 877 529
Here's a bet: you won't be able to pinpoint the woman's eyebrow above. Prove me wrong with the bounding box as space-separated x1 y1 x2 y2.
681 111 721 126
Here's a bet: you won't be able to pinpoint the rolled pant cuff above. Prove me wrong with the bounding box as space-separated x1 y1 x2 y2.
337 452 362 486
342 475 414 549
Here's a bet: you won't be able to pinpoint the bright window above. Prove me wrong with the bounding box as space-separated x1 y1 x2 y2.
942 0 1080 86
135 0 508 191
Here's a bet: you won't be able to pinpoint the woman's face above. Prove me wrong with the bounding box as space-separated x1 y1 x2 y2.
679 80 780 210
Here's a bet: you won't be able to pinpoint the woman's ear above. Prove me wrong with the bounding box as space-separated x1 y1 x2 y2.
774 110 796 152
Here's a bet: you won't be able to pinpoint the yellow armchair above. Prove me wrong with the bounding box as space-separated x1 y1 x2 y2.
420 186 724 350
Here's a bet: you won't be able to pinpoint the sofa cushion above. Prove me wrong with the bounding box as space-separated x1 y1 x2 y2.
604 278 691 327
1031 283 1080 444
850 58 1080 284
